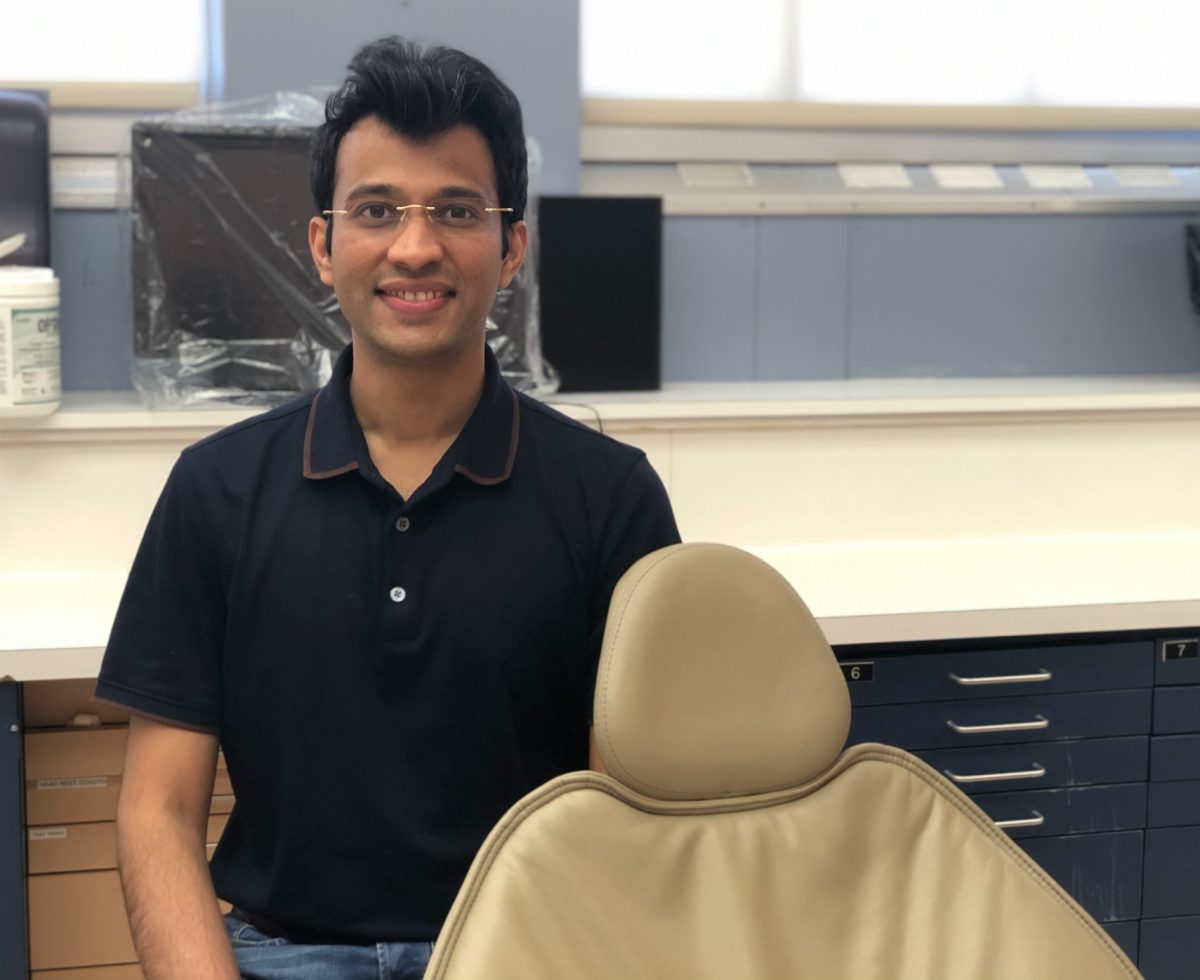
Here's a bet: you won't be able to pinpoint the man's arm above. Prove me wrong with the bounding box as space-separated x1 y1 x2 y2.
116 715 239 979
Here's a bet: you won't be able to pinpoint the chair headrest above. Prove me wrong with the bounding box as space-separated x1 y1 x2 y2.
594 543 851 801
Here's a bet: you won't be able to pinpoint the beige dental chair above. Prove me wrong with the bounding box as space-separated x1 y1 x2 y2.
426 543 1140 980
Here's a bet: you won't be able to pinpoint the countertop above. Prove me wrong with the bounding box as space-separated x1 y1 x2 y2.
5 531 1198 681
3 373 1200 442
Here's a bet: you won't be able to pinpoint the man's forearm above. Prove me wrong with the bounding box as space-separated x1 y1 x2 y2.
117 810 239 979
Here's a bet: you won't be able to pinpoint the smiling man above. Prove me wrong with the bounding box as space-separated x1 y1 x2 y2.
95 38 678 980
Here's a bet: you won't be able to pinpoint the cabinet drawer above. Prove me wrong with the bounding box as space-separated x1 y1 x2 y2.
838 641 1150 707
28 870 136 970
1019 831 1143 923
1139 915 1200 980
1148 781 1200 828
1155 634 1200 686
1150 734 1200 782
1100 921 1139 966
1153 686 1200 734
1143 826 1200 918
916 736 1148 796
849 689 1151 750
974 783 1146 839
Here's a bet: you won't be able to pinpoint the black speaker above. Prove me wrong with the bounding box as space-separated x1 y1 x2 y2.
537 196 661 392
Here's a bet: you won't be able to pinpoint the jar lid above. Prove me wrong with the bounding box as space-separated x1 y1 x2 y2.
0 266 59 298
0 266 56 286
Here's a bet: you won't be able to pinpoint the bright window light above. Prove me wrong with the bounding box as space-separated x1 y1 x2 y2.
582 0 790 100
584 0 1200 109
4 0 207 84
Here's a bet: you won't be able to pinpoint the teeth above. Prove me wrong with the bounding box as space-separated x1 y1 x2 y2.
384 289 446 302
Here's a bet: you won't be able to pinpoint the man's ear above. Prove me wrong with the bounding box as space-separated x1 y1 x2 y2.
308 215 334 287
498 220 528 290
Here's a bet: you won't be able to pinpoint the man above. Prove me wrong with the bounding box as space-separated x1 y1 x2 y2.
96 37 678 980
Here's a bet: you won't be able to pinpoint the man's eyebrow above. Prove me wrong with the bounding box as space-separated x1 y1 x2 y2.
340 184 493 204
343 183 400 203
437 186 489 201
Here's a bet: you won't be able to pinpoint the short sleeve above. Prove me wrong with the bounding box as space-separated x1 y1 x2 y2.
588 454 681 663
94 453 226 733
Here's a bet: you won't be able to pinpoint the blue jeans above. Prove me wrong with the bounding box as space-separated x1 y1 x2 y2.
225 913 433 980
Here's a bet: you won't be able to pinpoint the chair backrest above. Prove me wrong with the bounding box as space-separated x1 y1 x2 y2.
426 543 1140 980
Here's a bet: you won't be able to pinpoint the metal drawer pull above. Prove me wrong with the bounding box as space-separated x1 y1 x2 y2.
944 764 1047 784
946 714 1049 734
949 669 1052 686
994 810 1045 830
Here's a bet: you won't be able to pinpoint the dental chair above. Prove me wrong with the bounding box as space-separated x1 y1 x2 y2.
426 543 1140 979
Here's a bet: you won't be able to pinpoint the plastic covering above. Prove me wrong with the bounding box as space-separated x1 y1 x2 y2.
130 93 557 407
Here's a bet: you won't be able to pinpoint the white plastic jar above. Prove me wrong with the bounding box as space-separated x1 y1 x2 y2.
0 266 60 417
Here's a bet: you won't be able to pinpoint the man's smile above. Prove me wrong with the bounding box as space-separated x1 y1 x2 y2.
375 283 456 314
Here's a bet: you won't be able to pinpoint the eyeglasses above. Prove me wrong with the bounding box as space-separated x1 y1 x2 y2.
321 200 514 237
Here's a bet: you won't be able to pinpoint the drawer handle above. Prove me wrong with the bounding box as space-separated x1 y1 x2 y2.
946 714 1049 734
949 669 1052 686
994 810 1045 830
944 764 1047 784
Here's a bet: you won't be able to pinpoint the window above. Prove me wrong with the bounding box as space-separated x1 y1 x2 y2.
2 0 211 108
583 0 1200 116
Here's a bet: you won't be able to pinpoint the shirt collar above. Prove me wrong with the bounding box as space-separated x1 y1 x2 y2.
302 343 520 489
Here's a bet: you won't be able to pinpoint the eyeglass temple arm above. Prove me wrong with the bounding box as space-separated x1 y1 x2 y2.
320 206 515 216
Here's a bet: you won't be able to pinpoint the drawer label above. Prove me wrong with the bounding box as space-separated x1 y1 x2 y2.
840 661 875 683
28 828 68 841
1161 639 1199 662
35 776 109 790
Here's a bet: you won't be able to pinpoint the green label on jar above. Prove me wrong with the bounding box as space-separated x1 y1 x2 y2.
8 305 60 405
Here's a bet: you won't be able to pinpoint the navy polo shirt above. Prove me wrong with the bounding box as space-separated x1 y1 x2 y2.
96 344 679 943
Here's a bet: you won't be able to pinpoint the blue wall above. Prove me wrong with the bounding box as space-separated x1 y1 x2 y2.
662 213 1200 381
221 0 580 197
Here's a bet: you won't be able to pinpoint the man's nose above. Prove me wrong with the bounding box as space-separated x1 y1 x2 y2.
385 211 445 267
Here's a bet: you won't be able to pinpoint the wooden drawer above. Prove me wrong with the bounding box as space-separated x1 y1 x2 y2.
974 783 1147 839
849 689 1152 751
27 770 233 825
32 967 143 980
29 815 229 874
916 736 1148 796
1020 830 1143 924
28 870 136 971
1150 734 1200 782
1139 914 1200 980
1143 826 1200 918
1153 686 1200 734
1148 780 1200 828
839 641 1150 707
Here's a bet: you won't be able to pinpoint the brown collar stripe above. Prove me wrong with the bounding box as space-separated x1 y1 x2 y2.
302 389 360 480
455 389 520 486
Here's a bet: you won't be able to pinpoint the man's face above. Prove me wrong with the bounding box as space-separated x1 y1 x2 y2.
308 116 527 369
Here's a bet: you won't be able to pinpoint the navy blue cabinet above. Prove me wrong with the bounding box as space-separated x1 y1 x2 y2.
1139 915 1200 980
837 631 1200 977
0 683 27 980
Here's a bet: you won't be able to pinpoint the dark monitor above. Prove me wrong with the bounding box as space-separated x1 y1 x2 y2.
131 119 349 367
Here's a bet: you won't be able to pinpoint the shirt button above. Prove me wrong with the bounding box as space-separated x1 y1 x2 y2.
394 516 411 532
389 586 407 603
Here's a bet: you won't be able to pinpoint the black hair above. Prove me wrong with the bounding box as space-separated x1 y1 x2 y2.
311 37 527 255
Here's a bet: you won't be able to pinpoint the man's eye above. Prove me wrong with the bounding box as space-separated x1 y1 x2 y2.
435 203 481 224
357 203 394 221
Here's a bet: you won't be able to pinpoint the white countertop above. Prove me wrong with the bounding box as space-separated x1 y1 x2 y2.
3 374 1200 442
5 532 1198 681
